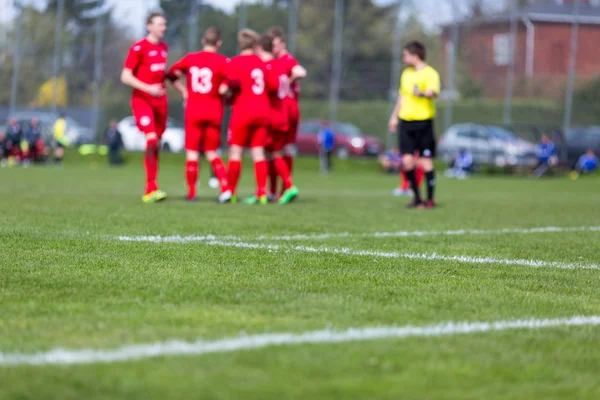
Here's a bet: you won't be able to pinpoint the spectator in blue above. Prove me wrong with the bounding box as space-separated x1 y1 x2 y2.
571 149 598 179
445 148 473 179
318 121 335 174
534 135 558 178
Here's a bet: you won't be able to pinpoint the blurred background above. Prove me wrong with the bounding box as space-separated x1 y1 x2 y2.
0 0 599 169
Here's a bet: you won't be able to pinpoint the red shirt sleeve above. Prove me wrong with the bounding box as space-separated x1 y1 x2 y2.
167 55 188 81
124 43 143 71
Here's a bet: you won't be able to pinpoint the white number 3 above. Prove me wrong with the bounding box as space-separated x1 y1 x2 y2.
190 66 213 94
251 68 265 95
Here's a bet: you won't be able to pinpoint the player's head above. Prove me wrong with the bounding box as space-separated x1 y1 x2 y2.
255 34 274 58
146 11 167 41
403 41 426 67
237 29 259 51
202 27 222 50
587 148 595 156
541 135 549 144
268 26 286 57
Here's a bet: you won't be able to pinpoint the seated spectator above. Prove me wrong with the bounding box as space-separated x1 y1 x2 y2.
571 149 598 179
379 148 402 174
445 148 474 179
4 117 23 166
22 117 45 166
106 120 124 166
534 135 558 178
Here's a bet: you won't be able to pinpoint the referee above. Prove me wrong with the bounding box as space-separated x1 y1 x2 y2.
388 41 440 209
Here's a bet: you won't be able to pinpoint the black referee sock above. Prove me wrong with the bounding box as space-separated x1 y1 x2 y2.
426 170 436 201
405 169 421 204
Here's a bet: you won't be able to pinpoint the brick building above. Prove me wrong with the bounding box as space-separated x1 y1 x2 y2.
443 0 600 97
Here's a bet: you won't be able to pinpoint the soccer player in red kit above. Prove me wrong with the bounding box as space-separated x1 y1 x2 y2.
121 12 169 203
267 27 307 197
255 35 299 205
221 29 278 205
168 27 232 203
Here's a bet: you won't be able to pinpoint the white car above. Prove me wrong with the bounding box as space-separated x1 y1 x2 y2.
118 116 185 152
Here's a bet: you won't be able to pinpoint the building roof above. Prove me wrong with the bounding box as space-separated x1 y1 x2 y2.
448 2 600 28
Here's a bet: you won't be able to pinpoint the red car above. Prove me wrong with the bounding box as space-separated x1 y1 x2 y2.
295 120 383 158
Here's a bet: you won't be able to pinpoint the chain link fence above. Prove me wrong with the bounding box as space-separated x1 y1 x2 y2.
1 0 598 166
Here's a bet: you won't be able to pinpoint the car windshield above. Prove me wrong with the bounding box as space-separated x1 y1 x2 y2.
487 126 517 141
567 127 600 146
333 123 362 137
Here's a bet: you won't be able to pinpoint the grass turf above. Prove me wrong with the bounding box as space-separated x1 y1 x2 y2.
1 151 600 399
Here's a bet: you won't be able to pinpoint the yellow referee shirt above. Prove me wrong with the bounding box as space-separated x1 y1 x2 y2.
398 65 440 122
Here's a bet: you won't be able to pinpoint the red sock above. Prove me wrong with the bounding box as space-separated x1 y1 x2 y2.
284 155 293 175
186 160 198 198
268 160 278 195
274 157 293 190
416 168 425 188
211 158 230 192
401 171 409 191
144 139 158 195
228 160 242 195
254 160 268 197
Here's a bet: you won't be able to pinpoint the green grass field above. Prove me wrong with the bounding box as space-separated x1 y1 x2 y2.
1 151 600 399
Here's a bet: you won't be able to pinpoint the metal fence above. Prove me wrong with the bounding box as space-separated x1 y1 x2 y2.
0 0 597 161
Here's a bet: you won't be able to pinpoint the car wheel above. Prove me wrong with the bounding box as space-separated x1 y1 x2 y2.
336 146 349 159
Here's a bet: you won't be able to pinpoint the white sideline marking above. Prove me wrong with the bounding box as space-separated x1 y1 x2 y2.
116 226 600 243
115 237 599 270
2 316 599 366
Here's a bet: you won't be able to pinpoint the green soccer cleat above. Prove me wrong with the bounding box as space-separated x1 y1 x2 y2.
278 186 299 204
230 194 238 204
242 195 268 205
142 190 168 204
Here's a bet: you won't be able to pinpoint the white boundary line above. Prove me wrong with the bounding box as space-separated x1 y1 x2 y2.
115 237 599 270
2 316 599 366
115 226 600 243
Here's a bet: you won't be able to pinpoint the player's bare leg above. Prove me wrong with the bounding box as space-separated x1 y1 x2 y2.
142 133 166 203
205 150 232 203
185 150 200 201
227 145 244 204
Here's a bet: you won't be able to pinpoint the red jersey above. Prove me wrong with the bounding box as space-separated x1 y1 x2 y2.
124 38 168 105
169 51 228 125
266 58 289 133
227 54 277 124
279 52 301 103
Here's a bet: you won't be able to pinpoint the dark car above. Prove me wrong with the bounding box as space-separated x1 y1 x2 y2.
296 120 383 158
564 126 600 167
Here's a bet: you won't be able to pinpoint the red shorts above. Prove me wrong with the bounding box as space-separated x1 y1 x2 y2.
131 97 168 138
228 124 268 148
185 119 221 152
266 128 287 153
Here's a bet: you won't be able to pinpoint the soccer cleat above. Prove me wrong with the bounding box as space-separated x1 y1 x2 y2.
217 190 233 204
424 200 436 209
185 194 197 202
230 194 238 204
242 195 268 205
142 190 168 204
278 186 299 204
406 200 423 209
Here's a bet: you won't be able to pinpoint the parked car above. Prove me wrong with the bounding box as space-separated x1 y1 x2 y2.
438 123 538 167
118 116 185 153
296 120 383 158
563 126 600 168
12 111 94 146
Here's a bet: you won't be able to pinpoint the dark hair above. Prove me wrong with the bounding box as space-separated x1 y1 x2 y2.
203 27 221 46
267 26 286 42
258 35 274 53
404 41 426 61
146 11 165 26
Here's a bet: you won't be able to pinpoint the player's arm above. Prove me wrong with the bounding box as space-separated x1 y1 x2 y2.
388 95 402 133
290 65 307 83
121 44 164 97
420 70 440 99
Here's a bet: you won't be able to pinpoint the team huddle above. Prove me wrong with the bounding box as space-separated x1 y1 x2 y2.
120 12 306 204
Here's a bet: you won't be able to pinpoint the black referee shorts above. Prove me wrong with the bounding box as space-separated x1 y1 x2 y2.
398 119 436 158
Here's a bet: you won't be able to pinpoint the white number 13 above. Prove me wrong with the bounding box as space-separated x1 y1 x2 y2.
190 66 213 94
